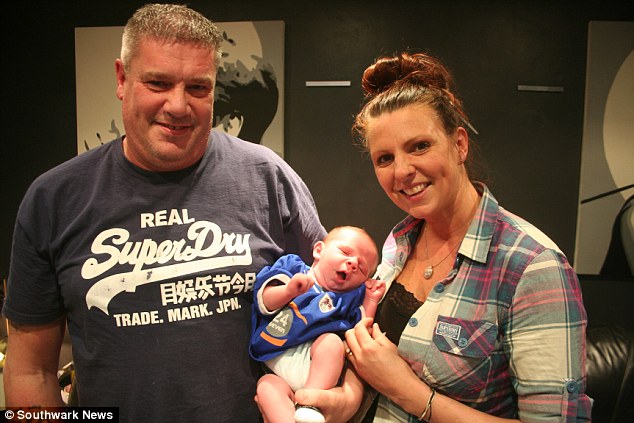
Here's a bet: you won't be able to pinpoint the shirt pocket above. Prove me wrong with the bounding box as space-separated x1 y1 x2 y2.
425 315 499 398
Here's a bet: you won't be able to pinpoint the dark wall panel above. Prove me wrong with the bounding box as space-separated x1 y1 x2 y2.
2 1 632 282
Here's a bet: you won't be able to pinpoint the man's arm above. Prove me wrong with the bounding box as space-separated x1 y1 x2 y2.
295 366 365 423
3 316 66 407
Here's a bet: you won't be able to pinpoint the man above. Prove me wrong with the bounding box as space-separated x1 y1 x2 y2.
3 4 361 421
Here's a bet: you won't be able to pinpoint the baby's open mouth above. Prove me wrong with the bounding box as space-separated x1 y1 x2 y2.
337 271 347 280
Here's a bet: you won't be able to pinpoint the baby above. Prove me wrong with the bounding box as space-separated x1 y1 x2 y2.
249 226 384 423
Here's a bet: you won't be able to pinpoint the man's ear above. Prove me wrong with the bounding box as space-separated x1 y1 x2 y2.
312 241 324 262
115 59 126 101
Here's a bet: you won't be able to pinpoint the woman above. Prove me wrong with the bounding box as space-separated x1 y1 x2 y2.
344 52 591 422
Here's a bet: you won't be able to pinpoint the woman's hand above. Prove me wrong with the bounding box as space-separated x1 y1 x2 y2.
344 318 417 399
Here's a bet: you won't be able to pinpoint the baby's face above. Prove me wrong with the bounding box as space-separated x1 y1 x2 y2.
312 228 378 292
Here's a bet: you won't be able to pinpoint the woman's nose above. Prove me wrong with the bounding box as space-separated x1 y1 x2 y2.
394 155 415 179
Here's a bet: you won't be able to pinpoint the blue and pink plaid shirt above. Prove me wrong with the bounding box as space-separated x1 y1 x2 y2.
373 183 592 422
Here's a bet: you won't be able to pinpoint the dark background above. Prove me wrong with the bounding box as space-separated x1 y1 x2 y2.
2 0 632 281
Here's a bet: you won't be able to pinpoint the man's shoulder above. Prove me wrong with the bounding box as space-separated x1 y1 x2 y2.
25 141 119 201
210 130 284 164
37 139 118 181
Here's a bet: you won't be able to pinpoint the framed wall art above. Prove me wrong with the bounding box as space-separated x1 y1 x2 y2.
75 20 285 157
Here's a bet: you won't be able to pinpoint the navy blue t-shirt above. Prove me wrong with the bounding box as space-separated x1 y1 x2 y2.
5 131 326 422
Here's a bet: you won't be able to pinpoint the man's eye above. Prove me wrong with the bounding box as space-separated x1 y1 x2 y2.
188 85 212 97
147 80 168 90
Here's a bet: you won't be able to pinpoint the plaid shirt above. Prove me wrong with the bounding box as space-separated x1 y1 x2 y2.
373 184 592 422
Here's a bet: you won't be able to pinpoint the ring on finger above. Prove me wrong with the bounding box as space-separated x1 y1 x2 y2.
345 348 353 356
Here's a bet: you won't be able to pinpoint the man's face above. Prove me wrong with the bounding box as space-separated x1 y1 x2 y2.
115 37 216 172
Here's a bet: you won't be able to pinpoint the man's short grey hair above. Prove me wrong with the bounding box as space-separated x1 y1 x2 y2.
121 3 223 71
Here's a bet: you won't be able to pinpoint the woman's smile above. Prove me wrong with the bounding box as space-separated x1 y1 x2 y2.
401 182 430 196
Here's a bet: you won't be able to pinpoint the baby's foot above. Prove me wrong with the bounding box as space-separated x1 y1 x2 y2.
294 405 325 423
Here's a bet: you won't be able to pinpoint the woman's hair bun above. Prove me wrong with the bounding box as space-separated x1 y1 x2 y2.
361 52 454 96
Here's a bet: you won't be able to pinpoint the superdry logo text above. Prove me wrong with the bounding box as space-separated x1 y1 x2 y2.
79 210 255 328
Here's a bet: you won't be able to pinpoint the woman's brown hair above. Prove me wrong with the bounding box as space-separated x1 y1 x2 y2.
352 52 476 149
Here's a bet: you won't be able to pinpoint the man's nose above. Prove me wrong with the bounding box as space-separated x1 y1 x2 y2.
164 87 190 117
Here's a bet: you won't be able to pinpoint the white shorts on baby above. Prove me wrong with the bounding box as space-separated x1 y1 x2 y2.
265 340 313 392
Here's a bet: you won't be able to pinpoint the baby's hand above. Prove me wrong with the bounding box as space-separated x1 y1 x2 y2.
287 273 315 297
365 279 386 301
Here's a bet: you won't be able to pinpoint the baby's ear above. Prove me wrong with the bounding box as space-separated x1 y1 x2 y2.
312 241 324 261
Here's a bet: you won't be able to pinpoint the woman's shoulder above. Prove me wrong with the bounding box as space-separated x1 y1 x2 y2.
497 206 563 255
477 185 560 255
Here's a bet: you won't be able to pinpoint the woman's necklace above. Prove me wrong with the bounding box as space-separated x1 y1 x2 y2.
423 227 462 280
421 193 480 280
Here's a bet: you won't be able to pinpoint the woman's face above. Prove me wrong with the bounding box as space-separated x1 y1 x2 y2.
366 104 469 221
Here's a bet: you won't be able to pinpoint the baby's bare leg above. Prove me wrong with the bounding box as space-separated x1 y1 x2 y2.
257 373 295 423
304 333 345 389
